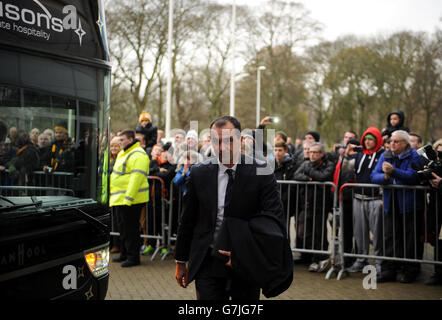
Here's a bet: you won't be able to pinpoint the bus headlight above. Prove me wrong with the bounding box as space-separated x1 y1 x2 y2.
84 247 109 277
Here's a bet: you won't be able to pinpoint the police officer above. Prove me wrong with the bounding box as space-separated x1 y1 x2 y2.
110 129 150 267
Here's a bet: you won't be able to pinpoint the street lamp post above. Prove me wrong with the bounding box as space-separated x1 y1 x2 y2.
165 0 173 139
256 66 266 127
230 0 236 117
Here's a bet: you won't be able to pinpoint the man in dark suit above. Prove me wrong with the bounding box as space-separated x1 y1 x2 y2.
174 116 285 300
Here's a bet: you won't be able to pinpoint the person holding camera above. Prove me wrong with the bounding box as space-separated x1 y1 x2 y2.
426 167 442 285
345 127 385 273
429 172 442 191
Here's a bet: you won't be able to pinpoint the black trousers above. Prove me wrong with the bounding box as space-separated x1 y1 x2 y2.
146 197 163 247
296 207 329 262
195 250 260 300
380 197 422 275
342 197 355 262
115 203 144 263
110 207 120 248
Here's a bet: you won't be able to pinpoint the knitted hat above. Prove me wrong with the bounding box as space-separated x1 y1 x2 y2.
304 130 320 142
54 122 68 133
185 130 198 143
364 133 376 141
139 112 151 123
163 141 172 151
243 133 255 141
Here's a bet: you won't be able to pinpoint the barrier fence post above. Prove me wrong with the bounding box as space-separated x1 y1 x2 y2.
161 180 174 260
326 181 344 280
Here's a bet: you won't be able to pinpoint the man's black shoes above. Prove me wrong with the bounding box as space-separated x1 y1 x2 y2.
112 256 140 267
121 260 140 268
425 273 442 286
399 273 417 284
112 256 126 263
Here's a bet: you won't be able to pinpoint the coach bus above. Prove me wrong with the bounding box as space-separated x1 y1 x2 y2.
0 0 111 299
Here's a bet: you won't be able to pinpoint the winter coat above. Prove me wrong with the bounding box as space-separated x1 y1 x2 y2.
274 154 297 217
333 154 357 201
214 214 293 298
293 154 335 213
354 127 384 196
38 146 51 170
135 122 158 149
149 156 177 199
173 166 191 195
8 143 40 176
274 154 296 181
110 141 150 207
47 139 75 172
371 145 425 214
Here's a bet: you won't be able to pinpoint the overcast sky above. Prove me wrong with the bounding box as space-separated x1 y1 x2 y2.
234 0 442 41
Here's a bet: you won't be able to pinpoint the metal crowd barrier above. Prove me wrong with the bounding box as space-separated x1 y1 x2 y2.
335 183 442 280
110 176 169 261
163 180 184 261
110 174 441 282
277 180 340 279
0 170 75 196
162 179 341 279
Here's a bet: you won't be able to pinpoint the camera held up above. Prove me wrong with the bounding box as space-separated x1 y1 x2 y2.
412 144 442 182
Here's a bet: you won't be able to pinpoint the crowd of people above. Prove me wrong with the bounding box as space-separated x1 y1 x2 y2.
1 108 441 287
0 119 101 202
108 110 442 287
0 122 89 183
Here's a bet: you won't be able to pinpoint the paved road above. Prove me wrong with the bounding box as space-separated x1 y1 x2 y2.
106 252 442 300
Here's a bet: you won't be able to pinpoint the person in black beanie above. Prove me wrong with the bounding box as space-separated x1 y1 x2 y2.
304 131 320 143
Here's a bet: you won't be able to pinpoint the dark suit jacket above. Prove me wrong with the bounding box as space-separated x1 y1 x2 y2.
174 154 285 283
215 213 294 298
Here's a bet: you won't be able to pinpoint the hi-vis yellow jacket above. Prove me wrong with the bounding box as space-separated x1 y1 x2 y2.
110 141 149 207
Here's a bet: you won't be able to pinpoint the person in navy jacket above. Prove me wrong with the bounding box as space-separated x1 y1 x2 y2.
371 130 425 283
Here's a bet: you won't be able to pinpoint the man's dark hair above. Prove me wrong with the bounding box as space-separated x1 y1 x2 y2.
274 141 288 150
409 132 422 144
210 116 241 136
17 131 31 147
275 131 288 142
135 132 146 143
347 130 358 139
119 129 135 140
